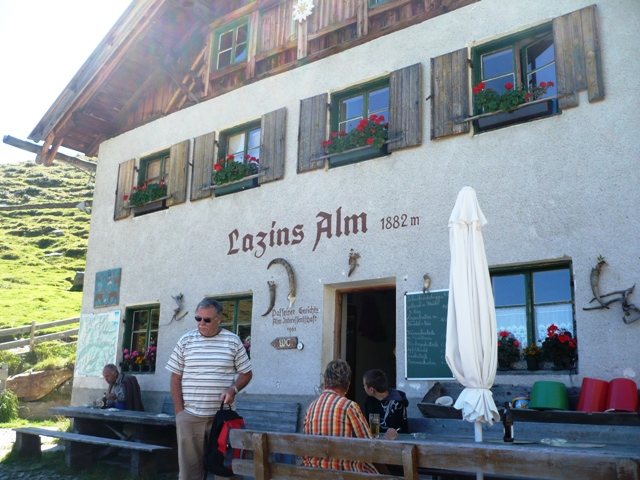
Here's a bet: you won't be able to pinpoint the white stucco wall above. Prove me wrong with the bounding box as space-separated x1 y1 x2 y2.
73 0 640 409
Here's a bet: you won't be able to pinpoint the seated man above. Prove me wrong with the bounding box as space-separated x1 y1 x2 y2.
363 369 409 434
302 359 393 474
102 364 144 411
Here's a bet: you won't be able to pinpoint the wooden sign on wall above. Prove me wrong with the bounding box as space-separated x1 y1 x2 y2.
270 337 298 350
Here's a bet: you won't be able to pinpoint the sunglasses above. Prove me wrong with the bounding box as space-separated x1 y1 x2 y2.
195 316 215 323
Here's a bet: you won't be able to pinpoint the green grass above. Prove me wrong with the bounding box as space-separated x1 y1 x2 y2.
0 161 93 330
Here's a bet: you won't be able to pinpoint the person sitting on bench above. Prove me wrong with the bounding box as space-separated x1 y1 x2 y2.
102 364 144 411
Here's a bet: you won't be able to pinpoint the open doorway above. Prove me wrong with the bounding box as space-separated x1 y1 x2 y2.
339 288 396 406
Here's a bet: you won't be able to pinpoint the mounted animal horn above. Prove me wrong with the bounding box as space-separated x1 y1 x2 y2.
268 258 296 307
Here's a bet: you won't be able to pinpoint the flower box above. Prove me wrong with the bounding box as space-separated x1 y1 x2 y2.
328 144 388 168
131 196 170 216
213 175 259 197
475 100 554 132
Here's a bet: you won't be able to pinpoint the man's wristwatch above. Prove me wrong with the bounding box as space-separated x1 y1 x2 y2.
231 385 239 394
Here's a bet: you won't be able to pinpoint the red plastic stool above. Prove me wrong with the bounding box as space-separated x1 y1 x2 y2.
605 378 638 412
576 377 609 413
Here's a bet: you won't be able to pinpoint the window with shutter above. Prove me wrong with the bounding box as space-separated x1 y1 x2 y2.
471 24 559 133
297 65 421 171
431 5 603 138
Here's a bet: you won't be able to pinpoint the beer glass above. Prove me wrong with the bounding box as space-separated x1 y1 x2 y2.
369 413 380 438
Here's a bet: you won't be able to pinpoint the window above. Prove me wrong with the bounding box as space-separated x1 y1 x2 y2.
491 263 575 351
431 6 604 139
123 305 159 371
472 25 558 131
299 64 421 172
139 151 169 186
369 0 391 6
331 79 389 136
217 296 252 354
220 122 261 163
213 18 248 70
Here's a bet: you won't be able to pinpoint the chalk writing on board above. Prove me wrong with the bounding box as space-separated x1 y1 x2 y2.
404 290 453 380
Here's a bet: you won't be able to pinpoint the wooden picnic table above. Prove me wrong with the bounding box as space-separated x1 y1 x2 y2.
48 406 178 474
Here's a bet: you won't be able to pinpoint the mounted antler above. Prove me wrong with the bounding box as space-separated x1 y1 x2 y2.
268 258 296 307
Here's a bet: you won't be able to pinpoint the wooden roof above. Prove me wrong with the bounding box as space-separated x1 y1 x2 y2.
30 0 475 163
29 0 242 159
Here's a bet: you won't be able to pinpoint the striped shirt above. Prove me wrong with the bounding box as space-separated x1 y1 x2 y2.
166 328 251 417
302 389 378 473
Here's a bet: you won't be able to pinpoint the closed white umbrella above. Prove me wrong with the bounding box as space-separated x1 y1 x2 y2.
445 186 500 457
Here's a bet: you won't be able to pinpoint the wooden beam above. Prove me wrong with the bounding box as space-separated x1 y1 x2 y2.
72 112 117 136
35 133 54 165
43 136 65 166
2 135 96 172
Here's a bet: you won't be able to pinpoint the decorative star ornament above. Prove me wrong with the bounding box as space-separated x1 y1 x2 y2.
292 0 314 23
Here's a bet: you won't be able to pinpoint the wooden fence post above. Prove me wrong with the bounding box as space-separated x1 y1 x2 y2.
29 320 37 351
0 364 8 392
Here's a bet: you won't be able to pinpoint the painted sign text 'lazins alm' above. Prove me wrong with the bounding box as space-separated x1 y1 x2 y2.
227 207 367 258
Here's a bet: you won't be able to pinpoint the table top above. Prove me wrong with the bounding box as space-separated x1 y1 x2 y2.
49 406 176 426
396 432 640 459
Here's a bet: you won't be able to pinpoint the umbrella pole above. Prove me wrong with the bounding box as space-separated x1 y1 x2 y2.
475 422 484 480
474 421 482 442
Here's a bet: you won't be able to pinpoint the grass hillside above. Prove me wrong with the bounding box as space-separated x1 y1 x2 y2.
0 160 94 329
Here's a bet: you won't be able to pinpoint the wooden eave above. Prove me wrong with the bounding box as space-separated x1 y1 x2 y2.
28 0 476 161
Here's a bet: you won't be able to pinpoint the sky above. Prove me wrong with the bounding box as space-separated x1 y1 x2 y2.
0 0 132 165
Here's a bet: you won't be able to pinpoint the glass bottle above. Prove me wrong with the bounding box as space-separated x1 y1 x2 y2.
502 401 514 442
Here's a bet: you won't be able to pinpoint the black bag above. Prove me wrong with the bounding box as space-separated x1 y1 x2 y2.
203 402 246 478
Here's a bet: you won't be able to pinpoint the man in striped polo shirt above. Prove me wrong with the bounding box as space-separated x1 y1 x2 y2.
167 298 252 480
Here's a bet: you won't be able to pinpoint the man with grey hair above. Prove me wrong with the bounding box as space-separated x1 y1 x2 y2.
167 297 252 480
102 363 144 411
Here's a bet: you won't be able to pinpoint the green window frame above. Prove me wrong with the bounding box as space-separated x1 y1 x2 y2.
212 17 249 70
330 78 390 135
472 24 558 130
123 305 159 371
218 120 261 164
139 151 169 186
368 0 391 6
216 296 252 355
491 262 575 353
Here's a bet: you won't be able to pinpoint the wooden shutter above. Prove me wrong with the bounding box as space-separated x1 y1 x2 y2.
166 139 190 206
260 107 286 184
297 93 327 173
553 4 604 110
388 63 422 152
430 48 470 139
191 132 215 201
114 158 135 221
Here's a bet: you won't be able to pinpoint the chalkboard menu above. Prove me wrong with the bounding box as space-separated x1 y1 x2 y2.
404 290 454 380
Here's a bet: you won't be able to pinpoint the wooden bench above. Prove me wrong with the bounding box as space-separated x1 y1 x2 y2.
229 429 640 480
162 395 300 433
13 427 172 477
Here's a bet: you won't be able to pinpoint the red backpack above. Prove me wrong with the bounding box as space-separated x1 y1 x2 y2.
203 403 246 478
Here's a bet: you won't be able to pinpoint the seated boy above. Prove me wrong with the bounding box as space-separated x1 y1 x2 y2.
362 369 409 434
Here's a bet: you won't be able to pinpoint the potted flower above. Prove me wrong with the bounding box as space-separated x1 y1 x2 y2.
497 330 521 370
124 179 169 215
321 114 389 167
541 324 577 370
522 344 543 371
212 154 260 196
122 348 141 372
473 80 555 131
142 346 157 372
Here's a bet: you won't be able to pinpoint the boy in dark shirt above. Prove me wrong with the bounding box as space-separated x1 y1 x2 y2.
362 369 409 435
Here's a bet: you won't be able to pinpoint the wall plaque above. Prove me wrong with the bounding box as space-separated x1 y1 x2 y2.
270 336 299 350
